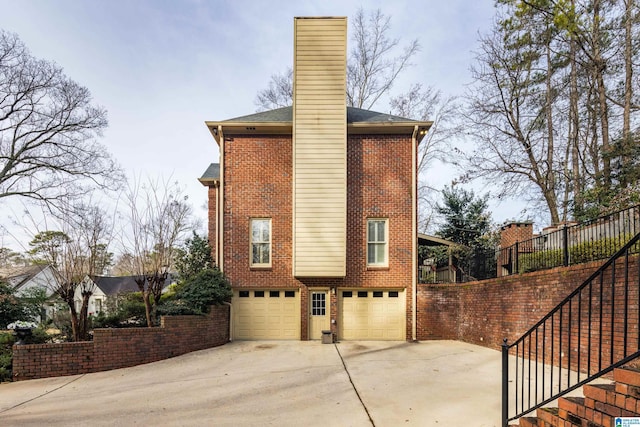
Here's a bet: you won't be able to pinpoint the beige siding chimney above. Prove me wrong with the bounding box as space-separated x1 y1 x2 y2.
292 17 347 277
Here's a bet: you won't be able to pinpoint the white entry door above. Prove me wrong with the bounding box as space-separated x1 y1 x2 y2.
309 290 330 340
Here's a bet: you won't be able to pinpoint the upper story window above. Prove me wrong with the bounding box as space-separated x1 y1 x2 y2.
251 218 271 267
367 218 388 267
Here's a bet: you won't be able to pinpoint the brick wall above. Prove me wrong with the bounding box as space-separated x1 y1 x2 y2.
12 305 230 381
419 260 603 346
500 221 534 248
221 134 415 339
497 222 534 277
418 254 640 374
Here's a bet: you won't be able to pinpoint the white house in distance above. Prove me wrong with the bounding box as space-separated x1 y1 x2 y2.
0 264 61 321
73 276 140 315
74 275 175 316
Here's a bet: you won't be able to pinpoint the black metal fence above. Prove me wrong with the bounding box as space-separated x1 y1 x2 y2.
457 247 498 281
501 231 640 425
498 205 640 277
419 205 640 283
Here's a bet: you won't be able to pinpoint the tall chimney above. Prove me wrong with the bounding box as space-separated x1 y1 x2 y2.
292 17 347 277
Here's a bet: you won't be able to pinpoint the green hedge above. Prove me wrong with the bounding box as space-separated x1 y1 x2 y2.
518 249 564 273
517 234 640 274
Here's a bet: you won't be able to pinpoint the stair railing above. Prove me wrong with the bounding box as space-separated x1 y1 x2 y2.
502 231 640 426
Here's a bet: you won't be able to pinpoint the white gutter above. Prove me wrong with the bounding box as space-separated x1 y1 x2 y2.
411 125 418 342
218 125 225 273
224 301 233 342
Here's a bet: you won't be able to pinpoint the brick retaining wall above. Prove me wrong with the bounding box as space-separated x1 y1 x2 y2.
417 257 639 351
12 304 230 381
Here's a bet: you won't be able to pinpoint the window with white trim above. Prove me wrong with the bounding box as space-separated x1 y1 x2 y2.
367 218 388 266
251 218 271 267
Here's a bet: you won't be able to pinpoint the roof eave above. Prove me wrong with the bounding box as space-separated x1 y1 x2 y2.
348 121 432 141
418 233 457 247
206 122 293 142
199 177 220 187
206 120 433 140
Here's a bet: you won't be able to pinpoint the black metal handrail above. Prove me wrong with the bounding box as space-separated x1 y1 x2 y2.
502 231 640 426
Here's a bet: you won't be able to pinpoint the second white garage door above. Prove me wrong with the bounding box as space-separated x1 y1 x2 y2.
338 289 406 340
233 289 300 340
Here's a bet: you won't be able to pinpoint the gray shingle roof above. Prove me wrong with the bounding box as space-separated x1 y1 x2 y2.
222 106 418 124
0 265 49 289
92 276 141 295
224 107 292 123
200 163 220 181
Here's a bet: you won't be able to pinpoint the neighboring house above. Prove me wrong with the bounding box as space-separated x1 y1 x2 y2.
74 275 175 315
199 17 431 341
73 275 139 315
417 234 458 283
0 264 61 321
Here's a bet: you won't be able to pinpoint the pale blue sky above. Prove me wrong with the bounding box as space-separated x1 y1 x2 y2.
0 0 519 250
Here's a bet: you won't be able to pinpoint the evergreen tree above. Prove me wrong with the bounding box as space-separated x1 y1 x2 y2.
174 232 214 283
436 186 492 247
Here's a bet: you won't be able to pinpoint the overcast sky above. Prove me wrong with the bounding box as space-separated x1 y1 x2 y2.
0 0 525 251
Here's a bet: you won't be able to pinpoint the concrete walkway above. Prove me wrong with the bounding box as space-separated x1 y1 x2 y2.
0 340 503 426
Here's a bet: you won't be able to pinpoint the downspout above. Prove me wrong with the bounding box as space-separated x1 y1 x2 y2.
215 183 220 266
219 126 230 340
411 125 418 342
218 125 225 273
224 301 233 342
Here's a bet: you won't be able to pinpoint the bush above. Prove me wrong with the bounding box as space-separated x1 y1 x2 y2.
168 268 232 315
90 292 147 328
516 233 640 274
518 249 564 273
0 327 52 382
28 327 52 344
90 312 124 329
0 332 15 381
570 234 640 264
0 282 26 329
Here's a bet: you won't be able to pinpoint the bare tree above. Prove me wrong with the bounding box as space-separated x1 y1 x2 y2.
462 18 566 224
254 10 454 229
27 201 115 341
110 252 137 276
347 8 419 109
254 8 419 111
390 84 458 232
0 30 124 210
124 177 193 327
254 68 293 110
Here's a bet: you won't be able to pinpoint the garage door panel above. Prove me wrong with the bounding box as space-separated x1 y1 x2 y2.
233 290 300 340
339 289 405 340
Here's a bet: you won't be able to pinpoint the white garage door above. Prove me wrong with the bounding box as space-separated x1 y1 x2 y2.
338 289 406 340
233 289 300 340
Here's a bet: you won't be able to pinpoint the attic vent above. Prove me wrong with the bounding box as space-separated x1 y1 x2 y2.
245 127 256 131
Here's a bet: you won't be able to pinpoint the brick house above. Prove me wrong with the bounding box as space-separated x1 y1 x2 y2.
199 17 431 341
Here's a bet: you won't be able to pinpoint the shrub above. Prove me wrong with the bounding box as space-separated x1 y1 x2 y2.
0 282 26 329
518 249 564 273
90 292 147 328
0 327 52 382
0 332 15 381
569 234 640 264
516 233 640 274
167 268 232 315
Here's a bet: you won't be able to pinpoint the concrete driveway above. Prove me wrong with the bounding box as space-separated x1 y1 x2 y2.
0 340 502 426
